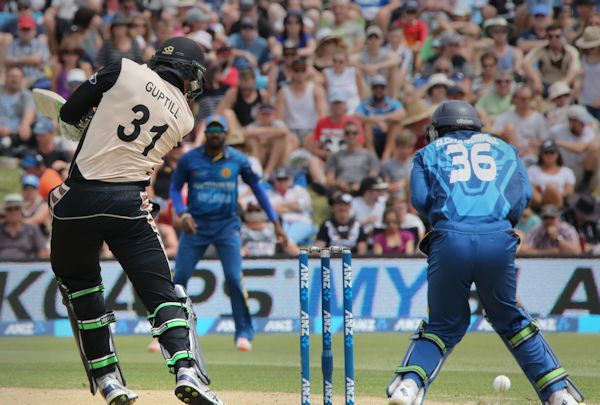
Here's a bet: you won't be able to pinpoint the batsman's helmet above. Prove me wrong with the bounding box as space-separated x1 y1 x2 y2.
426 100 483 142
149 37 206 100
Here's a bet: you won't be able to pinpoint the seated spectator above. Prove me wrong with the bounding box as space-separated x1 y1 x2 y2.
527 140 576 208
545 81 572 128
482 17 523 73
492 85 547 163
386 195 426 241
326 119 379 194
524 24 580 97
354 25 398 86
380 129 416 199
424 33 473 89
313 29 347 72
352 176 388 236
215 44 240 88
266 167 314 245
230 17 271 72
315 192 368 254
51 43 92 99
218 68 268 128
20 174 50 235
196 60 231 124
276 57 327 141
389 0 428 54
277 10 316 57
229 0 278 57
323 47 363 114
422 73 453 107
385 26 413 96
475 69 514 119
517 3 551 53
400 99 435 150
1 0 42 38
471 51 497 99
516 207 542 235
32 117 71 173
576 26 600 121
355 75 406 160
4 14 50 88
521 204 581 254
244 103 297 177
241 203 277 256
267 40 298 96
564 194 600 254
96 13 143 68
328 0 365 53
0 66 35 156
0 193 48 259
549 105 600 193
373 208 415 255
21 153 63 200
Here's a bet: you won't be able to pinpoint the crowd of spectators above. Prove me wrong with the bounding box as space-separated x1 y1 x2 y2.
1 0 600 260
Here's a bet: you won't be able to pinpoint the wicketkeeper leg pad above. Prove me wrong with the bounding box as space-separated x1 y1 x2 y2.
57 279 126 395
386 321 453 405
148 285 211 385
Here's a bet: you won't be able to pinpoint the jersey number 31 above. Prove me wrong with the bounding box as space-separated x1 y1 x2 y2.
447 143 497 184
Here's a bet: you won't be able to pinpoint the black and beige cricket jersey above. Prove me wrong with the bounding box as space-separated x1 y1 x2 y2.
60 58 194 184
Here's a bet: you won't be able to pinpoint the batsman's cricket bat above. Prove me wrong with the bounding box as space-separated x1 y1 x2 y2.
32 88 66 123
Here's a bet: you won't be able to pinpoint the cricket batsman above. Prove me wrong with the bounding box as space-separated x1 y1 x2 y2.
386 101 584 405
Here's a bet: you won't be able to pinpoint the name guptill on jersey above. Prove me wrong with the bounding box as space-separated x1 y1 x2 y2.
145 81 180 119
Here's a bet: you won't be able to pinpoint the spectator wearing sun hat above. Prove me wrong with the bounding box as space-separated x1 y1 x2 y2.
575 26 600 121
0 193 48 259
545 81 572 128
483 17 523 72
522 204 581 254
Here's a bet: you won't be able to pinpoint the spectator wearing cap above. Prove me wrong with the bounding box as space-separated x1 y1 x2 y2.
0 193 48 259
527 139 576 208
524 25 581 97
355 25 399 86
549 105 600 193
390 0 428 53
483 17 523 73
355 74 406 160
328 0 366 53
576 26 600 121
5 13 51 88
266 166 315 245
325 119 379 194
545 81 572 128
385 26 413 95
492 85 547 162
517 3 551 53
229 0 280 58
373 208 415 255
244 103 298 176
564 194 600 254
21 152 63 200
277 10 316 57
521 204 581 254
51 42 92 99
475 69 515 119
20 173 50 234
0 66 35 155
1 0 43 38
323 47 363 114
184 7 211 35
315 192 368 254
423 33 473 88
380 129 416 199
96 13 143 68
276 57 327 141
229 16 271 72
352 176 388 236
33 117 71 172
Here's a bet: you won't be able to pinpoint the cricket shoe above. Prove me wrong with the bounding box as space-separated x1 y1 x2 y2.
549 389 579 405
235 337 252 352
98 373 138 405
175 367 225 405
389 378 418 405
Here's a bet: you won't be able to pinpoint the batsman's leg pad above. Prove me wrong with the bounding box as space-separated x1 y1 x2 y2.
57 279 126 395
494 320 584 404
386 322 452 405
148 286 211 385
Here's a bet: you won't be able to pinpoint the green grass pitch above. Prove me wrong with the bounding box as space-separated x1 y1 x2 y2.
0 333 598 403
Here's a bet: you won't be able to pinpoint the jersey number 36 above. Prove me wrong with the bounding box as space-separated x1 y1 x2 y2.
447 143 497 184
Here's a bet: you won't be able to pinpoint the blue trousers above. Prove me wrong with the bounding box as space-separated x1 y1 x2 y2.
405 225 566 400
173 226 254 341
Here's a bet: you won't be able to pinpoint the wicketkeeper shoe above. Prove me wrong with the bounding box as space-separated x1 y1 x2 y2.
235 337 252 351
175 367 225 405
97 373 138 405
389 378 418 405
549 389 579 405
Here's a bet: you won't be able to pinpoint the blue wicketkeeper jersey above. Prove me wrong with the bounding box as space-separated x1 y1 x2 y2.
410 131 532 228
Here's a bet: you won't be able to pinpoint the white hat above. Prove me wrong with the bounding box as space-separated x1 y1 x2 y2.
547 81 571 100
188 30 212 50
66 68 87 84
575 26 600 49
425 73 454 93
566 105 594 124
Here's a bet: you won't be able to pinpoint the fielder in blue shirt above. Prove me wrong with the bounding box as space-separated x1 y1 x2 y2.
170 114 287 351
387 101 584 405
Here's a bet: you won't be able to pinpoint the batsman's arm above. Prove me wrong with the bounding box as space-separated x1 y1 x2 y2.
60 60 122 124
409 151 431 218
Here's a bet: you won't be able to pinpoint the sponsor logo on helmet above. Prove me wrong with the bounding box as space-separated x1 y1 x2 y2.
162 45 174 55
456 118 474 125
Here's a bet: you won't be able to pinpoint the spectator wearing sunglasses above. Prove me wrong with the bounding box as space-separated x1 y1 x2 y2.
475 69 515 119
